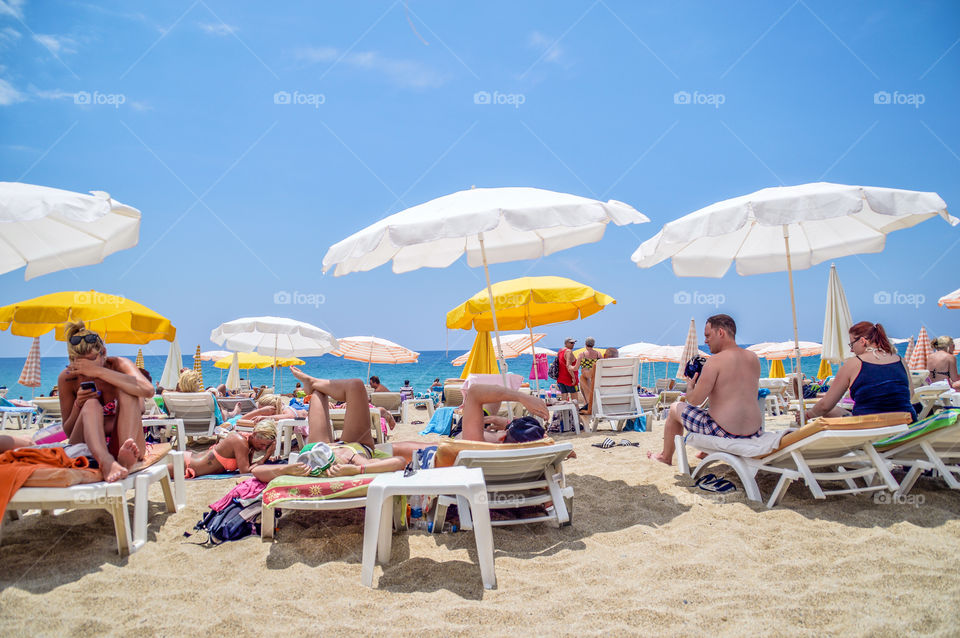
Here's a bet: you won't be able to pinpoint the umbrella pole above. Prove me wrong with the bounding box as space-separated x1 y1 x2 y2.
478 233 514 417
783 226 806 427
272 335 278 391
528 324 540 393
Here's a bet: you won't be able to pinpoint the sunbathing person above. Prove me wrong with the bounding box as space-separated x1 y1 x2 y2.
179 420 278 478
927 336 960 389
175 370 243 422
239 393 303 422
802 321 916 423
369 375 390 392
57 321 155 481
648 314 763 466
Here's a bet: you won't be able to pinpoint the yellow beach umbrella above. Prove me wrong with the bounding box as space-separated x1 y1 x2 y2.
769 360 786 378
573 346 606 357
0 290 175 344
214 352 304 369
817 359 833 379
460 331 499 378
135 348 144 368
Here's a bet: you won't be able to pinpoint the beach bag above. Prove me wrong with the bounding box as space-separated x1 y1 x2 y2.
548 356 560 380
191 498 259 544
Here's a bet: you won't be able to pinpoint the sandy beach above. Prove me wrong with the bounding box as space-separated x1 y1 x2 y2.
2 406 959 637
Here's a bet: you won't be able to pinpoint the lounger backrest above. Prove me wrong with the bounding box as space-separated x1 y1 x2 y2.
453 444 573 484
161 392 217 436
443 386 464 407
370 392 402 412
31 396 62 417
592 358 643 419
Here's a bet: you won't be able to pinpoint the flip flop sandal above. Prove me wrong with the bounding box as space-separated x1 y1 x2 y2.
618 439 640 447
592 437 616 449
411 420 424 425
695 474 737 493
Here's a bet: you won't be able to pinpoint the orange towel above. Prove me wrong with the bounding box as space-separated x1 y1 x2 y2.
0 448 90 512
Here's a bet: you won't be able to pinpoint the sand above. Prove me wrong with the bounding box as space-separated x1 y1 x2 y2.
2 407 959 637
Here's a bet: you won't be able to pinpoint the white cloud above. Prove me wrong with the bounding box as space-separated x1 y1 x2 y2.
130 100 152 111
31 87 75 101
199 22 236 36
0 0 25 20
0 77 23 105
528 31 564 64
33 33 77 55
0 26 21 46
295 46 447 89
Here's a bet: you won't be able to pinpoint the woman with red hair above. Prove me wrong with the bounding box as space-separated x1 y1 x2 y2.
801 321 916 422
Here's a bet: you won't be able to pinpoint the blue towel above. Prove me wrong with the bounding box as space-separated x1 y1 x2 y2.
420 407 455 436
623 415 647 432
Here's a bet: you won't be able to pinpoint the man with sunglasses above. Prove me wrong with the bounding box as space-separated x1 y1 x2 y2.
57 321 156 482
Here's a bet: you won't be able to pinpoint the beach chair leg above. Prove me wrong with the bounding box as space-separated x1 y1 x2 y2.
261 506 276 540
864 444 900 492
895 466 923 497
457 495 474 530
465 483 497 590
791 451 826 499
109 493 133 557
920 441 960 489
767 475 794 508
546 467 570 526
170 452 186 511
133 472 150 553
674 435 690 476
432 496 452 533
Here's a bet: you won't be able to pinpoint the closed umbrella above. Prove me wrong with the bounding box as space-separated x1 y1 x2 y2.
822 263 853 366
908 327 932 371
632 182 955 426
135 348 144 369
18 336 41 397
938 287 960 309
461 331 499 377
225 353 241 392
160 339 183 390
904 337 915 366
817 359 833 379
193 345 204 388
210 316 338 389
676 318 699 379
0 182 141 280
323 187 648 390
769 360 786 378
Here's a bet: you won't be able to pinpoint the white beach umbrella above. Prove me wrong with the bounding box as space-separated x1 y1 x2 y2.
0 182 141 280
822 264 853 364
938 287 960 309
676 318 700 379
199 349 232 361
323 186 648 391
747 341 822 359
159 338 183 390
225 352 241 392
210 316 338 387
632 182 956 425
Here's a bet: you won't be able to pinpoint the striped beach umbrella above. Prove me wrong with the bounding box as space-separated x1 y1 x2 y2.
903 337 914 365
908 327 932 371
135 348 144 368
938 287 960 309
193 344 204 386
18 337 42 395
676 318 699 379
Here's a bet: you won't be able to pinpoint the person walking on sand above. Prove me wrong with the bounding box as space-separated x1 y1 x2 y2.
577 337 602 414
557 337 580 408
648 314 762 465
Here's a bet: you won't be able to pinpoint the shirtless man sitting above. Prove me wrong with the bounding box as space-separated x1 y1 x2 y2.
648 314 762 466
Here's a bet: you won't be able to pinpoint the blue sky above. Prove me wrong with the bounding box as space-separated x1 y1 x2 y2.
1 1 958 360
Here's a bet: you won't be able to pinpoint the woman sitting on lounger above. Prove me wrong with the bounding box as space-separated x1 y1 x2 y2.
927 336 960 389
180 420 277 478
801 321 916 423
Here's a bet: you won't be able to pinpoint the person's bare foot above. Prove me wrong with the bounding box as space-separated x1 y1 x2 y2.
104 459 130 482
695 451 708 460
288 367 314 393
646 451 672 466
117 438 139 469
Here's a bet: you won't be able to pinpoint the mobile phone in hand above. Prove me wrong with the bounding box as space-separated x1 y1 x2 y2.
80 381 97 392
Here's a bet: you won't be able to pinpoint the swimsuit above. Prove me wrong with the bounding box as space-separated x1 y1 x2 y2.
850 356 916 421
101 399 117 416
580 357 597 370
332 441 390 459
679 403 762 439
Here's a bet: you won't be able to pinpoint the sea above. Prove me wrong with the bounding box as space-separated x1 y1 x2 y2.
1 344 907 400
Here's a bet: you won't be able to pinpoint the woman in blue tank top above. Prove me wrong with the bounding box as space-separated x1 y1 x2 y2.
801 321 916 423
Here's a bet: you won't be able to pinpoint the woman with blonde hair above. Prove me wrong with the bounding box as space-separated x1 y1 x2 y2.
927 336 960 389
238 393 303 423
57 320 155 481
179 419 278 478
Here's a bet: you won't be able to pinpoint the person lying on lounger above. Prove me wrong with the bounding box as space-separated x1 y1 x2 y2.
56 321 156 481
250 371 552 482
648 314 763 466
178 420 278 478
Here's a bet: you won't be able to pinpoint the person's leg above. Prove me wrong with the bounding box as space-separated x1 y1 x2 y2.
75 400 129 481
647 401 685 465
378 407 396 431
461 384 550 441
0 434 33 452
388 441 432 463
112 390 146 462
305 390 333 444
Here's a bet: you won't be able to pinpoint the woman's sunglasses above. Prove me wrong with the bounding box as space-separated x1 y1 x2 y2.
69 334 101 346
